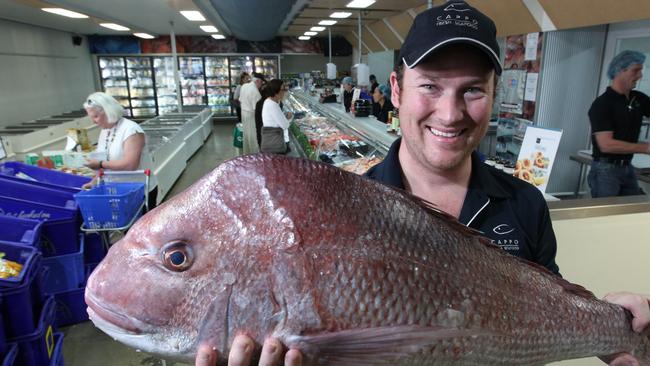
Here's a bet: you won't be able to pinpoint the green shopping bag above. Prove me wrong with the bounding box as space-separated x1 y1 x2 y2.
233 123 243 148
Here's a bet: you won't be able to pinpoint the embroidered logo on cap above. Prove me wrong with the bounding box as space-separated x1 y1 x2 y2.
436 2 478 29
444 3 470 12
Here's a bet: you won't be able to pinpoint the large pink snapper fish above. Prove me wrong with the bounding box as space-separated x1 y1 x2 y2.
85 154 650 365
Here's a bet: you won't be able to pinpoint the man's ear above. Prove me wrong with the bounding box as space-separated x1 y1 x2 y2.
389 71 400 108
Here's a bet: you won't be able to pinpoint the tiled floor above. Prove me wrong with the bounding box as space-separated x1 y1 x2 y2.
61 120 240 366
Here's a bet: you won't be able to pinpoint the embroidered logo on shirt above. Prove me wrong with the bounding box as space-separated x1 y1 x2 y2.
493 224 515 235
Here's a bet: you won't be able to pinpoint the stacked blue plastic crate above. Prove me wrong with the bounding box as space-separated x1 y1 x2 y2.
0 162 110 365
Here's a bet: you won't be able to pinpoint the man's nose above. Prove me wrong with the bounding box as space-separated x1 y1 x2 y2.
435 93 464 125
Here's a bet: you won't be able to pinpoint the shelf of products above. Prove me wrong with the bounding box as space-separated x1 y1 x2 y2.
153 57 179 116
254 57 278 80
284 90 390 175
98 57 131 116
126 57 156 117
179 56 206 107
205 56 231 115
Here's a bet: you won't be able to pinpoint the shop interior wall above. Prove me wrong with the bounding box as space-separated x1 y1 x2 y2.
548 211 650 365
279 54 352 76
367 50 395 87
0 19 95 128
535 25 607 195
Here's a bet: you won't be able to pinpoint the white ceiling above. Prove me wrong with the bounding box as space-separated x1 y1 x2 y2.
1 0 226 36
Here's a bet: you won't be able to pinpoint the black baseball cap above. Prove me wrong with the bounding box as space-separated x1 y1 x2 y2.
398 1 502 75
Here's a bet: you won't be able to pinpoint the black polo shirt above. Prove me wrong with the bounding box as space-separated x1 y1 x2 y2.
365 138 560 275
589 87 650 160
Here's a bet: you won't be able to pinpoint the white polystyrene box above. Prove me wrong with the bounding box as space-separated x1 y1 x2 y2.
357 63 370 86
326 63 337 79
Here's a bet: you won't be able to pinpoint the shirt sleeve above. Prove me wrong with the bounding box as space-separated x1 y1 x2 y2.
233 85 241 100
534 202 561 276
121 120 144 141
639 91 650 117
588 98 614 133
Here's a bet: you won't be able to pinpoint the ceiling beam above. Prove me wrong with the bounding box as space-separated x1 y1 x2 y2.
364 24 387 51
382 18 403 43
522 0 557 31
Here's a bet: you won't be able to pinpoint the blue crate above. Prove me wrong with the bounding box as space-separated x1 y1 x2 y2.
0 343 17 366
0 162 90 192
0 215 43 247
0 178 77 210
0 242 39 286
48 333 64 366
39 217 80 257
53 284 88 327
0 297 5 358
83 233 107 264
0 258 48 339
42 235 84 293
74 182 145 229
10 295 57 366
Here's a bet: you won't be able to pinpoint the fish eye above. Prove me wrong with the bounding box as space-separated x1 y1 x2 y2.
161 241 193 272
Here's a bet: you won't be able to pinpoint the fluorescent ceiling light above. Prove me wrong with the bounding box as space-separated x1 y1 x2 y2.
330 12 352 18
134 33 155 39
180 10 205 21
298 36 311 40
310 26 326 31
346 0 376 8
304 31 317 36
319 20 337 26
211 34 226 40
200 25 218 33
100 23 130 31
42 8 88 18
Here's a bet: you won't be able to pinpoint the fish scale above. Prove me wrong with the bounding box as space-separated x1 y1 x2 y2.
85 154 650 365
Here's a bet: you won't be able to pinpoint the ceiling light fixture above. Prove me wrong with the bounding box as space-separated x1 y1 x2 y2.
346 0 376 8
211 34 225 39
330 12 352 18
298 36 311 40
42 8 88 18
310 26 326 32
134 33 155 39
200 25 218 33
180 10 206 21
319 20 337 26
99 23 130 31
304 31 317 36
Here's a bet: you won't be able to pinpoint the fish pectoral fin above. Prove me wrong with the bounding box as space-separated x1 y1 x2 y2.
286 325 492 366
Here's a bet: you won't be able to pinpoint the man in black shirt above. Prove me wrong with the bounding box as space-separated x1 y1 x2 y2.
588 50 650 197
341 76 354 112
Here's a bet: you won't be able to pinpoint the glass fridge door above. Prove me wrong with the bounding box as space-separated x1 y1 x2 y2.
179 56 207 106
205 56 231 115
229 56 254 111
153 57 179 115
255 56 278 80
98 57 131 117
126 57 157 117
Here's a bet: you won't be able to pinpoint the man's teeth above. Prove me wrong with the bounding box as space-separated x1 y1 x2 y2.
428 127 461 138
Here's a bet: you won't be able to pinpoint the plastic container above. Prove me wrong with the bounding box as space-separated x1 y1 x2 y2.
0 162 90 192
0 215 43 247
74 182 145 229
0 261 48 339
0 343 17 366
42 235 84 293
0 297 6 358
83 233 107 264
0 242 39 286
10 295 57 366
0 178 77 210
53 284 88 327
48 333 64 366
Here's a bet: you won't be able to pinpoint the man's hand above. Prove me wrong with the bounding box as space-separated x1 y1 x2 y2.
195 334 303 366
599 292 650 366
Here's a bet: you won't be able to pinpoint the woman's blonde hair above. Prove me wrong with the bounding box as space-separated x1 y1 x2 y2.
83 92 125 124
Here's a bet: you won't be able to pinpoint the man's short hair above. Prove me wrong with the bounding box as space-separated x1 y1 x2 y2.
607 50 646 80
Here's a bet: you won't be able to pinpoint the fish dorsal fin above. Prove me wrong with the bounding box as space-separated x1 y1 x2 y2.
285 325 493 366
377 180 598 301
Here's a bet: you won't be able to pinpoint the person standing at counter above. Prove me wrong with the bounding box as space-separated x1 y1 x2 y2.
369 74 379 95
240 72 265 155
588 50 650 198
371 83 393 123
83 92 157 208
261 79 293 154
254 83 271 148
231 72 250 123
195 4 650 365
341 76 355 112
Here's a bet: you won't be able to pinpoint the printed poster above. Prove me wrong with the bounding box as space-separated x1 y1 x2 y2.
525 33 539 61
524 72 538 102
515 126 563 193
500 69 526 114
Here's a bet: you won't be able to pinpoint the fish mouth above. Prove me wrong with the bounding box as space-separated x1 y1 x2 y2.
85 292 150 335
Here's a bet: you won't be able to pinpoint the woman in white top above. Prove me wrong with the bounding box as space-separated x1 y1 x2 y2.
261 79 293 153
83 92 157 207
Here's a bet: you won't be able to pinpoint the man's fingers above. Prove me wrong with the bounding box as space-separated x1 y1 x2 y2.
195 344 218 366
607 353 640 366
285 349 303 366
228 335 255 366
604 292 650 333
258 338 283 366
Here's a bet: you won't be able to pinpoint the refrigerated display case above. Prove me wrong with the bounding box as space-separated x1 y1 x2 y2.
153 57 179 115
254 56 279 79
179 56 206 107
126 57 157 117
205 56 231 115
98 57 131 117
